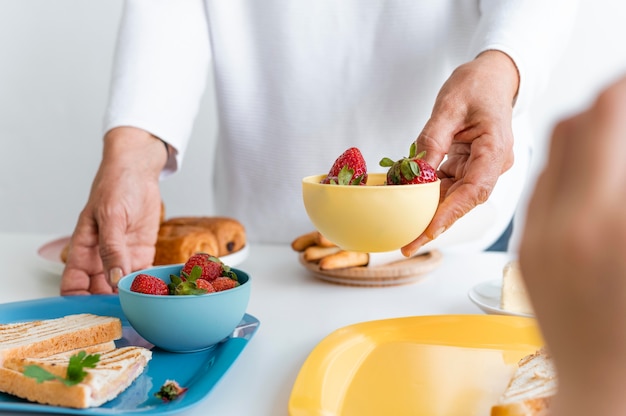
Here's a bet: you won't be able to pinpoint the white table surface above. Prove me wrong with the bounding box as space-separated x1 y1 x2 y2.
0 232 515 416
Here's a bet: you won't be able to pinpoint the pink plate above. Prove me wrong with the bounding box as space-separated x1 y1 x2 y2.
37 235 70 263
36 236 249 275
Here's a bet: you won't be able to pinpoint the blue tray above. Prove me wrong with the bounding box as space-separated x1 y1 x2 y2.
0 296 260 415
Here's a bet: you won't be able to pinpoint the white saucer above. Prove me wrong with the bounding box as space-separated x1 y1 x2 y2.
467 279 534 318
36 236 250 275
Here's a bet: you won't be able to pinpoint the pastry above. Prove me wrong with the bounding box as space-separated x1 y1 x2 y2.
154 216 246 265
154 229 220 265
60 242 70 263
60 216 246 266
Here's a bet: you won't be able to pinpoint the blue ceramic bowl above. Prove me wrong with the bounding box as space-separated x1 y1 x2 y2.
117 264 251 352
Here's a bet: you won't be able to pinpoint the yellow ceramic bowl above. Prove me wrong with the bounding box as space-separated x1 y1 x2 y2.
302 173 440 252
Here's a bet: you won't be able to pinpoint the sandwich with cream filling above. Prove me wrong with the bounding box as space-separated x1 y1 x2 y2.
0 313 152 409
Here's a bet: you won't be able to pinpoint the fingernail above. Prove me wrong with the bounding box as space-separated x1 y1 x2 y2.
109 267 123 286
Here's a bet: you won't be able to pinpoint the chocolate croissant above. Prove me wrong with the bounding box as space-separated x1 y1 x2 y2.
154 229 220 265
154 216 246 265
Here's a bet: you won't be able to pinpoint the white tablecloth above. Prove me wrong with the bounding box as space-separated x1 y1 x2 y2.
0 232 515 416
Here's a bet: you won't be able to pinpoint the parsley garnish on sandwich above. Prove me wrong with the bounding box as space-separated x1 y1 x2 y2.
23 351 100 386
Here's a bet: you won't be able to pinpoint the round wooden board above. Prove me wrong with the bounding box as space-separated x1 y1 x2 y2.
299 250 443 287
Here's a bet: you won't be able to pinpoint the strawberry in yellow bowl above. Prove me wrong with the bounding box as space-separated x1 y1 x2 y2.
302 145 440 253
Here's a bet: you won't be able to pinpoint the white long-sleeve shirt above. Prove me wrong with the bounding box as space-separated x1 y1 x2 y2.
104 0 577 250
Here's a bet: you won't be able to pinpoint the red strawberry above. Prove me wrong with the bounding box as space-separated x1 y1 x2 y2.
211 276 239 292
181 252 225 282
379 143 437 185
321 147 368 185
130 273 169 295
169 265 218 295
195 278 216 293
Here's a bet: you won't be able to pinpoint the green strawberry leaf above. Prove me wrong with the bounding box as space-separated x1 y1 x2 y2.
336 166 355 185
170 274 184 285
186 265 203 282
379 157 394 167
407 160 421 177
400 161 414 180
168 273 184 294
220 263 238 281
408 142 417 158
174 281 207 295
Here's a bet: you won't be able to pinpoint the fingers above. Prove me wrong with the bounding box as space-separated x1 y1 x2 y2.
522 79 626 272
517 121 571 297
60 271 116 295
408 55 518 256
60 268 93 296
417 52 517 171
579 81 626 195
60 217 103 295
401 179 485 256
60 129 168 295
98 216 131 289
89 273 119 294
516 77 626 389
415 128 454 171
415 92 464 170
97 201 162 289
402 136 505 256
523 76 626 278
411 118 496 256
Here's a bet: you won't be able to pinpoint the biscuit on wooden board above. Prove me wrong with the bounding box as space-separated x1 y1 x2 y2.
291 231 318 252
293 230 370 269
303 245 342 262
314 232 337 248
319 250 369 270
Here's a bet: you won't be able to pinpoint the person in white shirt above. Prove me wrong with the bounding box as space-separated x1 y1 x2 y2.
519 74 626 416
60 0 577 295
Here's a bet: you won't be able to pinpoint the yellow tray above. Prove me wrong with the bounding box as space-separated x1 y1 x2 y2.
289 315 543 416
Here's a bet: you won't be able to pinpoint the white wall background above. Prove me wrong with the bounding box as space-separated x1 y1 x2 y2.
1 1 626 236
0 0 217 235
